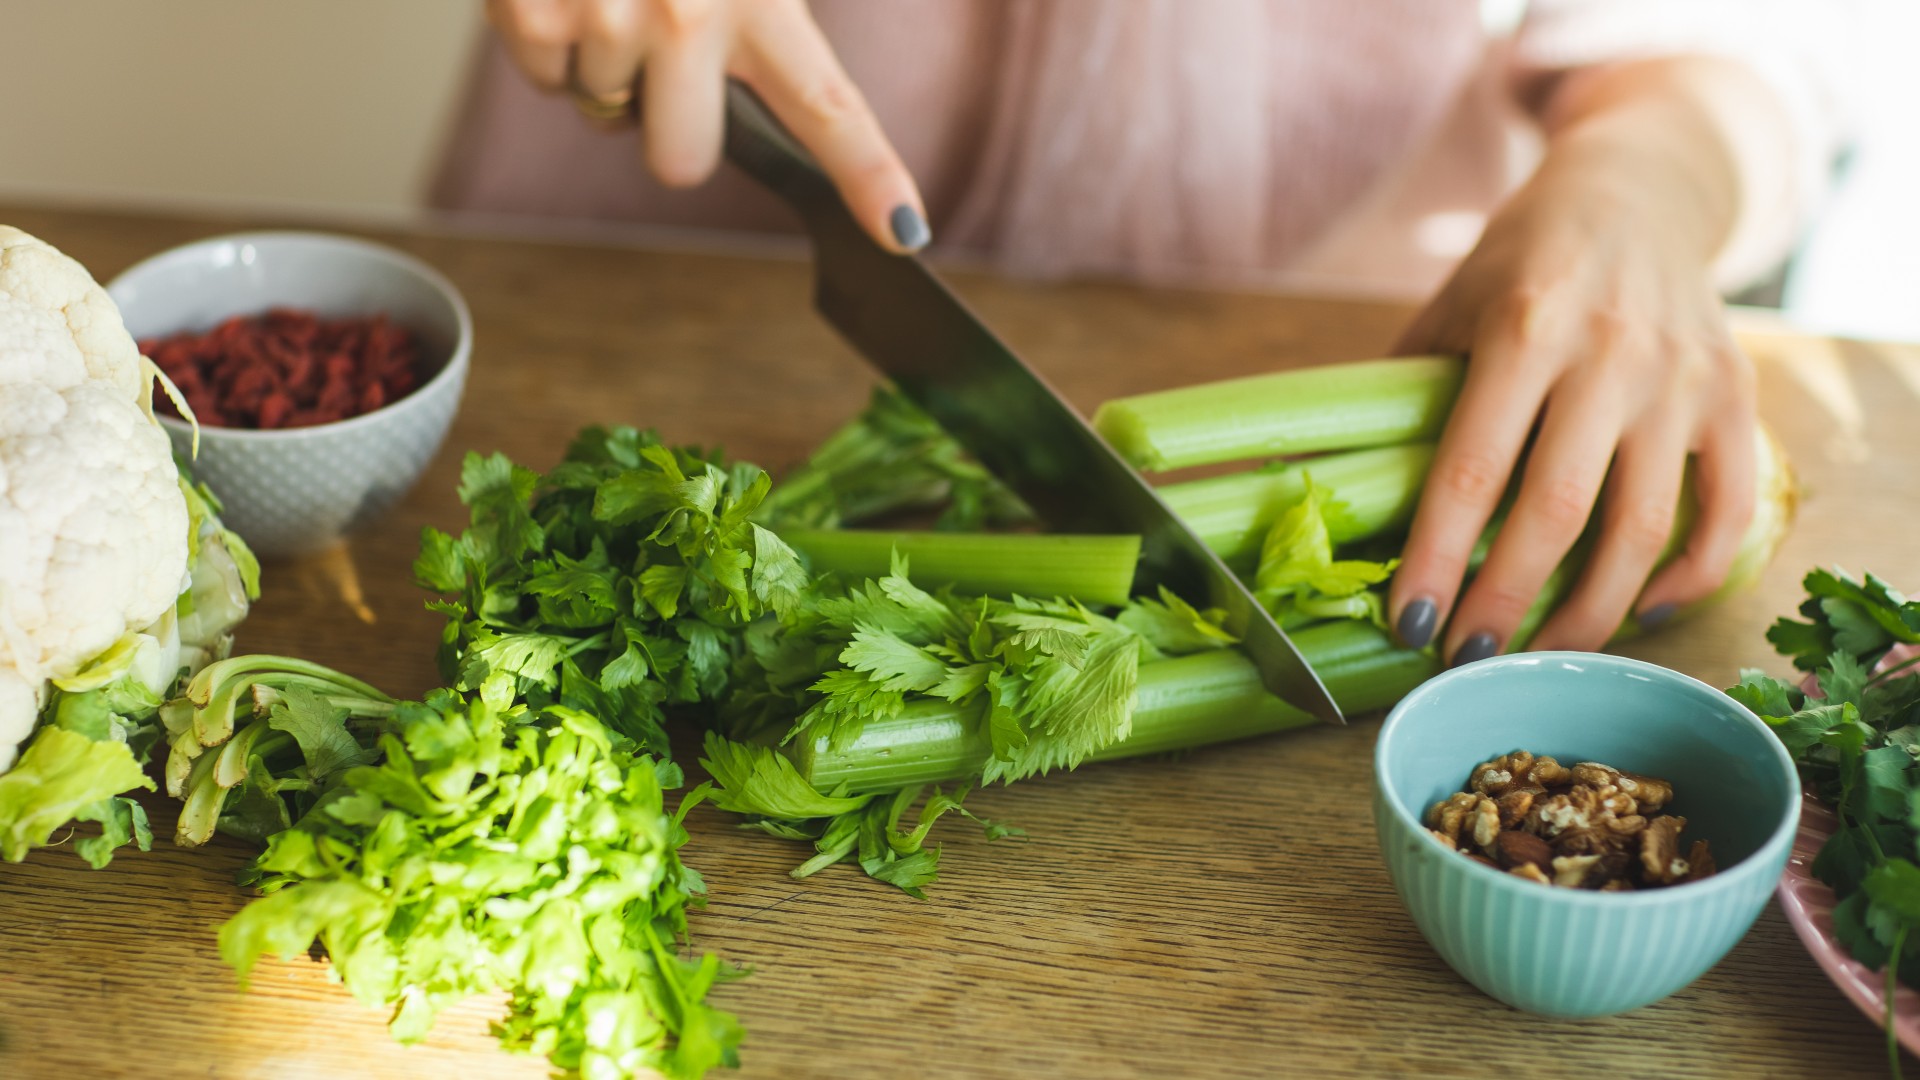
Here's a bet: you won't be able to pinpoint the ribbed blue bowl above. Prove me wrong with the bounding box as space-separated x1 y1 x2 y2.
1374 652 1799 1017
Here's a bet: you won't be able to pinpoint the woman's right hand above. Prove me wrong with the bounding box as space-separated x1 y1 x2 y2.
485 0 929 252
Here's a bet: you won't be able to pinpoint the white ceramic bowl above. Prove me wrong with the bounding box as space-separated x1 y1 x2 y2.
108 232 472 557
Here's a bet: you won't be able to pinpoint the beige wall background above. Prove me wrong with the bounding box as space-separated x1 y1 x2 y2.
0 1 483 220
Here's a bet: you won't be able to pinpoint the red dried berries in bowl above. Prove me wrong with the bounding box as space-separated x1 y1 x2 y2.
143 308 426 430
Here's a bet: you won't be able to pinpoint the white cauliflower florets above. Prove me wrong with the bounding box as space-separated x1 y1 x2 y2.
0 227 189 770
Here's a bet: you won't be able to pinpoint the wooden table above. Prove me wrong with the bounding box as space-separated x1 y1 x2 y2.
2 204 1915 1080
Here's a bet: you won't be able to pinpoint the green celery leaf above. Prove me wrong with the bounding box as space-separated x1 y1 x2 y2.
991 609 1095 670
1769 568 1920 670
789 669 906 746
218 878 392 988
980 670 1028 765
266 685 379 782
861 848 942 899
793 810 865 878
929 662 992 704
840 628 952 693
984 629 1140 784
1117 587 1238 659
1251 475 1397 625
223 691 743 1076
1767 617 1835 672
71 795 153 869
700 733 871 820
0 726 153 862
706 543 754 620
1254 476 1336 599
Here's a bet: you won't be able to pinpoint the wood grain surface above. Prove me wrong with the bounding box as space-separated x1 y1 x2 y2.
1 205 1915 1080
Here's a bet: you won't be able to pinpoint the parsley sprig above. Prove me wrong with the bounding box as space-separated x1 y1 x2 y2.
1729 568 1920 1075
415 427 809 754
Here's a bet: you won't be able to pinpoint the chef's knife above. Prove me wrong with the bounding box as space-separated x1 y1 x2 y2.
722 82 1342 725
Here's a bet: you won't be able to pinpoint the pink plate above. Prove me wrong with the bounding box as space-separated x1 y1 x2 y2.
1777 792 1920 1051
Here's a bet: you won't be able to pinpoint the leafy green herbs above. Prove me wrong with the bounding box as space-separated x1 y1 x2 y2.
417 428 809 754
700 733 1017 900
214 428 794 1079
1252 475 1398 629
701 551 1249 891
0 725 152 867
754 385 1031 531
1763 568 1920 672
722 550 1161 783
220 684 740 1080
1729 568 1920 1074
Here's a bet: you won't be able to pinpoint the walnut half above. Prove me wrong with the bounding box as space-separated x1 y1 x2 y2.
1434 750 1713 890
1639 815 1693 885
1572 762 1674 812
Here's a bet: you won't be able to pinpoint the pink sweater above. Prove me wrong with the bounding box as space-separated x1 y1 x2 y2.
431 0 1858 299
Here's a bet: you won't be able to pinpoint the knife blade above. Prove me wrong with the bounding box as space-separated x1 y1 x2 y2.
722 82 1342 725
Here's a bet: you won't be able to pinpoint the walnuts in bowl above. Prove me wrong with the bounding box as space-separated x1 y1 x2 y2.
1424 750 1716 891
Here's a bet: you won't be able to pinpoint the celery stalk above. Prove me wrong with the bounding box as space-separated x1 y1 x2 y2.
1159 443 1434 568
1508 425 1799 650
1093 356 1464 472
784 528 1142 607
796 620 1440 794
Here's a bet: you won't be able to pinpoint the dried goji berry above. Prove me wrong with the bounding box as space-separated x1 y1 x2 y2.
139 308 426 430
257 391 295 430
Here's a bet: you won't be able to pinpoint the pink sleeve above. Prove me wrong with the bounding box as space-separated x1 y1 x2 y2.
1509 0 1869 287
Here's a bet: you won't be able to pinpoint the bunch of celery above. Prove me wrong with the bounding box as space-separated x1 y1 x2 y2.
1094 356 1799 637
699 358 1797 894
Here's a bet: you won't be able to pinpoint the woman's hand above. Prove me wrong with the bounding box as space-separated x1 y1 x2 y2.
485 0 929 252
1387 60 1768 663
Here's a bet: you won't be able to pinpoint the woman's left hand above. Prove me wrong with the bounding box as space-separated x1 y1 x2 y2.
1386 77 1761 663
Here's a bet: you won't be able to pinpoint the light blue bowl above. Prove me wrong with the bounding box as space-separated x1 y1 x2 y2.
1373 652 1799 1017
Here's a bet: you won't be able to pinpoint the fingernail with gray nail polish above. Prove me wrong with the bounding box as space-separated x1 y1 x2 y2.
1638 603 1677 630
1397 598 1437 650
890 205 929 251
1452 632 1499 667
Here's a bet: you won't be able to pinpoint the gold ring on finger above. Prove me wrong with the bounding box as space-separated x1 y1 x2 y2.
563 47 637 125
570 86 635 124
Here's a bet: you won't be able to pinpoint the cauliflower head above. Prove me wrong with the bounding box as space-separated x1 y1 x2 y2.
0 227 189 771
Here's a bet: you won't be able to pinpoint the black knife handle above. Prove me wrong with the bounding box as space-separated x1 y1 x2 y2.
723 80 839 219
